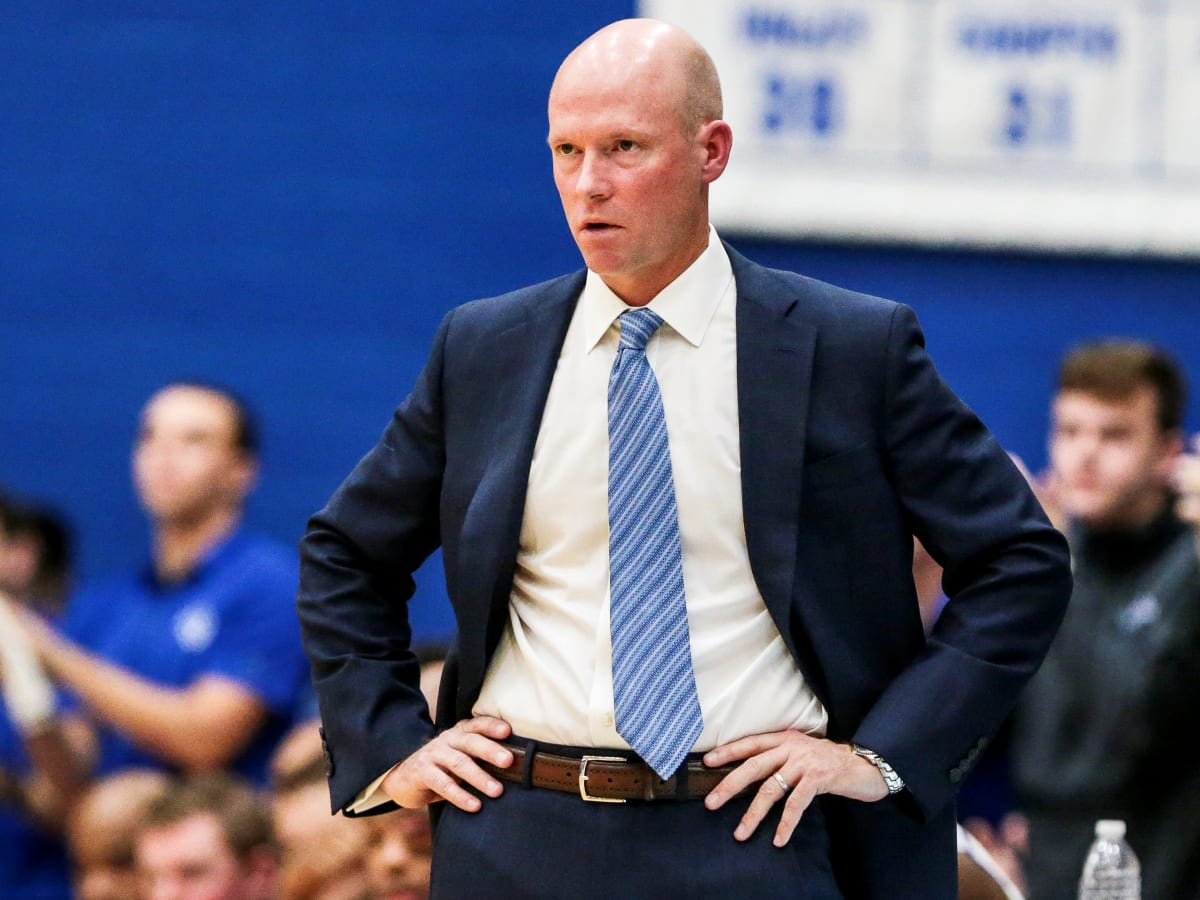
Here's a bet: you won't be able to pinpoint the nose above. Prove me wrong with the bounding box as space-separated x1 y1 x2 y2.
1075 431 1101 459
575 151 612 201
380 835 413 872
147 880 180 900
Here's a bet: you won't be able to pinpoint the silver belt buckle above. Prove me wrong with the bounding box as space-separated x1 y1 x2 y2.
578 755 628 803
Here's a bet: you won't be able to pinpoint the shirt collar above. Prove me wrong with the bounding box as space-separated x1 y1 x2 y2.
581 226 733 351
140 526 247 591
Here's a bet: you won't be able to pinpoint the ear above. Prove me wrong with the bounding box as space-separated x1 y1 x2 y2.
697 119 733 184
229 454 260 500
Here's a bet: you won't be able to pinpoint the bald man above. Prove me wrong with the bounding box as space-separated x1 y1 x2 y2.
298 19 1070 899
68 769 172 900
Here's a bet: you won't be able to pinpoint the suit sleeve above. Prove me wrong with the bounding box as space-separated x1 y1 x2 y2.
296 311 455 813
851 304 1072 821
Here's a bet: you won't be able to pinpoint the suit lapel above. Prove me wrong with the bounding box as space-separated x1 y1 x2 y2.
731 249 817 663
454 275 582 709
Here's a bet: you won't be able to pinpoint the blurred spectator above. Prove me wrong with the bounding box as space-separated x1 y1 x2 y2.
0 494 89 898
362 808 433 900
68 768 172 900
134 770 278 900
958 824 1025 900
1011 340 1200 900
395 641 441 897
267 641 446 900
270 719 372 900
0 493 74 615
12 383 312 786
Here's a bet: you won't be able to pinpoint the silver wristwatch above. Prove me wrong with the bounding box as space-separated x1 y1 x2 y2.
852 744 905 794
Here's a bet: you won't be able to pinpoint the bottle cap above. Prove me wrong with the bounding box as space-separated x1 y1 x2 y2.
1095 819 1126 840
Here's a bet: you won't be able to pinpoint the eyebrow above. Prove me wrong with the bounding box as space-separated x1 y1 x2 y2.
547 130 649 147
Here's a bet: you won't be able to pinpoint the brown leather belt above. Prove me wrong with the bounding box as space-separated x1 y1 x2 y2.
479 742 740 803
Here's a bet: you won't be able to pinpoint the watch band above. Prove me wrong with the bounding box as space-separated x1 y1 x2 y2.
852 744 905 794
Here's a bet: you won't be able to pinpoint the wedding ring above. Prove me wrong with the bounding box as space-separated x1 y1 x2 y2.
772 771 790 792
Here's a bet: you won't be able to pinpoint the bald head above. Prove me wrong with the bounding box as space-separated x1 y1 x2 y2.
70 770 173 900
552 19 722 137
546 18 732 304
70 769 173 849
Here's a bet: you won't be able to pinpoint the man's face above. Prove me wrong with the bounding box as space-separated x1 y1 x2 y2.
274 782 373 900
0 526 39 598
547 61 715 305
132 387 253 527
68 773 171 900
136 814 254 900
1049 387 1178 529
363 809 433 900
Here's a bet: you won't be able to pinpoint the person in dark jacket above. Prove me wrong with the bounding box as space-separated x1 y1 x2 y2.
1013 339 1200 900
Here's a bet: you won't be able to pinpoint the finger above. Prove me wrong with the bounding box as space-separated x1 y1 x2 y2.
387 723 513 810
772 778 816 847
433 728 516 795
732 765 794 842
703 730 785 767
417 750 494 811
444 725 515 770
453 715 513 741
1175 460 1200 516
405 743 501 810
1178 495 1200 526
704 751 784 811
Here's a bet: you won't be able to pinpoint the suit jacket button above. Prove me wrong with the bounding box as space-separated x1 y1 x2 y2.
949 768 963 784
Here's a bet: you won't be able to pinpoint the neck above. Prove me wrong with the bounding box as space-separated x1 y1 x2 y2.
1074 497 1184 572
152 507 241 583
1081 490 1171 535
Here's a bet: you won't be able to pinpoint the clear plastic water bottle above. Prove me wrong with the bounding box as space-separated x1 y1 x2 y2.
1078 819 1141 900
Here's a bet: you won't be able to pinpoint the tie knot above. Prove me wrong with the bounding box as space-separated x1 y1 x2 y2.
618 308 664 352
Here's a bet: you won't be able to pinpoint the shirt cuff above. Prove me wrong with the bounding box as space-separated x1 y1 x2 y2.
346 761 403 814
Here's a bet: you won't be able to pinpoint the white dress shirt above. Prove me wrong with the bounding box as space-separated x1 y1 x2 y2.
473 228 827 749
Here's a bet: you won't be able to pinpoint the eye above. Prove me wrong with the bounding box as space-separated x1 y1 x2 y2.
555 143 577 156
615 139 636 152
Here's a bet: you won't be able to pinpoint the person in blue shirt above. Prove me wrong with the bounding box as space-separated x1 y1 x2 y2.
15 383 312 787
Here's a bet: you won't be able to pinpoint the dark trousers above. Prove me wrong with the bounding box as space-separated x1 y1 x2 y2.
429 779 844 899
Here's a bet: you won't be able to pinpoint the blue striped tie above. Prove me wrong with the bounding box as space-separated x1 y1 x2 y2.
608 308 703 780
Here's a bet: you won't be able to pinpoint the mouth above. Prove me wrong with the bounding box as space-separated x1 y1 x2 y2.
582 221 619 233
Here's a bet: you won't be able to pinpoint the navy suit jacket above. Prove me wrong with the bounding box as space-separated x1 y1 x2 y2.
297 246 1071 898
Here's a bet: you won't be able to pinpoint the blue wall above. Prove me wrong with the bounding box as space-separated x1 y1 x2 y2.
3 3 1198 640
